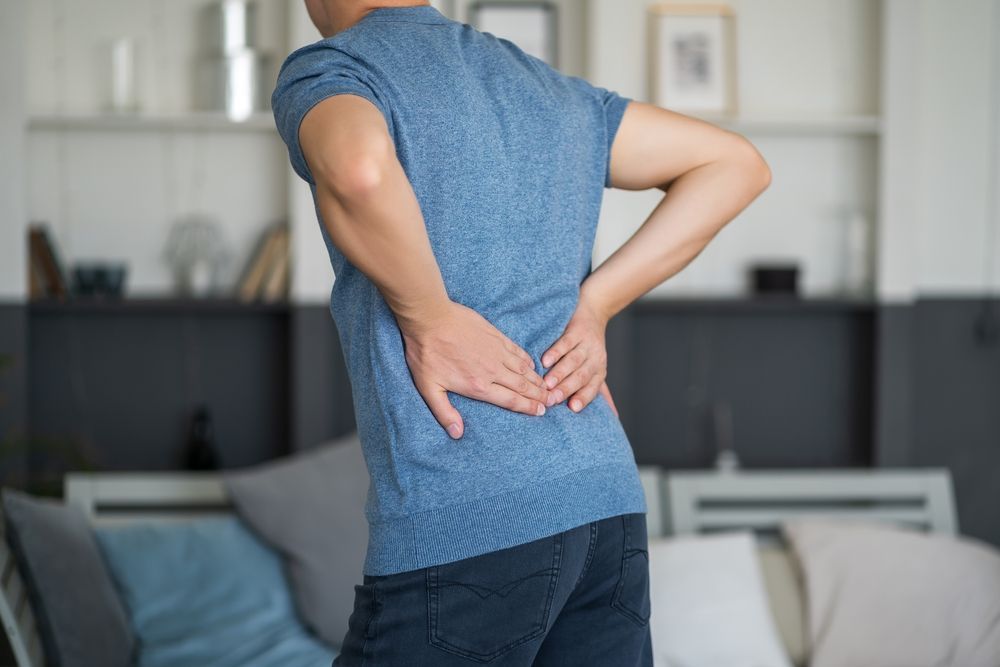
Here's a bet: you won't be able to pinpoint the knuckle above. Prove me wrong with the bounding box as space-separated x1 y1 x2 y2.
468 376 488 395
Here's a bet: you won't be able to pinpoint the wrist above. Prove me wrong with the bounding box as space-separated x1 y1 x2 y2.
578 279 614 327
393 294 454 338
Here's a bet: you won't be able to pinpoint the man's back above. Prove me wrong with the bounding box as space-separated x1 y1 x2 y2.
272 3 646 577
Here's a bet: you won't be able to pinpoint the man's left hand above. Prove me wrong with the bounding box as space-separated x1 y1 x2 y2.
540 292 618 417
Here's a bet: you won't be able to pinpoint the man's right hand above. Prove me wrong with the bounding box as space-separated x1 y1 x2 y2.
398 300 551 440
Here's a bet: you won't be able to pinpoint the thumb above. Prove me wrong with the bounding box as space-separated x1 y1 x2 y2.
422 383 465 439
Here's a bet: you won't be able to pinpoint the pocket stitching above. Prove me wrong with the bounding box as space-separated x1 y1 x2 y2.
610 514 651 627
427 534 563 662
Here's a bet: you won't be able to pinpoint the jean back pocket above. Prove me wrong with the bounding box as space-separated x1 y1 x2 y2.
427 532 563 662
610 513 651 626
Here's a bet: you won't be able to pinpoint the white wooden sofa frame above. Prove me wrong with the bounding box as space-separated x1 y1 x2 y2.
0 467 956 667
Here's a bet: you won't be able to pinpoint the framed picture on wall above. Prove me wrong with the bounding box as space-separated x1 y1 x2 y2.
469 1 558 68
647 3 737 116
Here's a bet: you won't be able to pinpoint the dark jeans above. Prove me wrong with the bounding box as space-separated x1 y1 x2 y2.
333 512 652 666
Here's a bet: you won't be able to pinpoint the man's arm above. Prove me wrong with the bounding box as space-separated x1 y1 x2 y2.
581 101 772 319
541 101 772 412
299 94 552 438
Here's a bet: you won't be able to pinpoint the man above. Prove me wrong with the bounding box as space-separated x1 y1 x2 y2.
272 1 771 665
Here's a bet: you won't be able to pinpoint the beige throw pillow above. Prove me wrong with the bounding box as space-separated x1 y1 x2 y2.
784 519 1000 667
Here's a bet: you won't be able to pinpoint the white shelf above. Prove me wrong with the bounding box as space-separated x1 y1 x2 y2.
26 112 277 133
692 113 882 136
25 111 880 136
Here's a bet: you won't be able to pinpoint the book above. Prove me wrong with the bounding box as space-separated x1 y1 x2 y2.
28 225 69 299
260 229 290 303
236 222 287 302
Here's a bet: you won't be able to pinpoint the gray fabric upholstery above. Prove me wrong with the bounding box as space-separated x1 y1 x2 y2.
1 488 134 667
223 433 368 648
785 518 1000 667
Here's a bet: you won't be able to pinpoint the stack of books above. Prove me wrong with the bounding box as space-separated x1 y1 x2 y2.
236 222 290 303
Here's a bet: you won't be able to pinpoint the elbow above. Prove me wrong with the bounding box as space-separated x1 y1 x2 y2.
730 133 771 194
755 155 772 193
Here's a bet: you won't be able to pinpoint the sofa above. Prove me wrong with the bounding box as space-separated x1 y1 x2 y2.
3 432 1000 667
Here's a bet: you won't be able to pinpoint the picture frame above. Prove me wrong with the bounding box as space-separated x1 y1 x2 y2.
647 3 738 117
469 1 558 68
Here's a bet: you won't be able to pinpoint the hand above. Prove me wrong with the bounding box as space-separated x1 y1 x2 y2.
399 300 552 439
540 291 613 414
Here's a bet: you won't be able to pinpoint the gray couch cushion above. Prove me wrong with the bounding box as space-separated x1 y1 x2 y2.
785 518 1000 667
223 432 368 648
1 488 134 667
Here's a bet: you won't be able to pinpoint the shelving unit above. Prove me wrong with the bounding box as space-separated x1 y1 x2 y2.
27 112 277 133
695 113 882 136
27 296 290 314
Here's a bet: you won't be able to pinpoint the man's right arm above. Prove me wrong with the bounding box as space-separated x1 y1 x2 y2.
298 93 552 438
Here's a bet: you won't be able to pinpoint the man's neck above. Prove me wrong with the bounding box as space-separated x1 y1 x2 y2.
325 1 432 36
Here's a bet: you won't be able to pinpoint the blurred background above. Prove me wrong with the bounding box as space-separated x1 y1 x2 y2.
0 0 998 665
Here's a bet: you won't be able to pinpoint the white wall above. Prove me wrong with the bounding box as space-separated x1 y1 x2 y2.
912 0 999 295
287 0 334 304
0 0 26 301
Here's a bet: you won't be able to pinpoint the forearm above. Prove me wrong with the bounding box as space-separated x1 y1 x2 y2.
580 151 770 322
313 149 451 333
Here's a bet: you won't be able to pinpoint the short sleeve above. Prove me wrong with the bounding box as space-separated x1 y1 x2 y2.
566 76 631 188
594 86 631 188
543 64 630 189
271 42 393 185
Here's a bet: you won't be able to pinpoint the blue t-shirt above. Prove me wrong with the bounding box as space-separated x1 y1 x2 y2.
272 3 646 576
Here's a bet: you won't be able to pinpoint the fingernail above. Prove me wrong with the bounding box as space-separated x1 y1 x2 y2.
553 389 564 403
545 393 556 407
545 375 556 389
536 403 546 416
541 355 550 367
447 423 462 438
570 399 581 411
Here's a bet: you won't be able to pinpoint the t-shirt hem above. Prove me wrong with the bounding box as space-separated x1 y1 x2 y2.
362 460 647 576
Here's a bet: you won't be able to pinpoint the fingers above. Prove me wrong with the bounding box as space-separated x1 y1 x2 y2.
502 349 546 388
567 372 604 413
553 362 597 411
496 366 550 405
542 344 587 393
420 383 465 439
541 332 576 369
503 337 536 370
482 382 547 417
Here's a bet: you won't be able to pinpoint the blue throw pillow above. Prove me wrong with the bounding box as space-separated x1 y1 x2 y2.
94 516 337 667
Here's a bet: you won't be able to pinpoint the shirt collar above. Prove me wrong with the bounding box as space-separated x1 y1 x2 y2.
359 4 452 25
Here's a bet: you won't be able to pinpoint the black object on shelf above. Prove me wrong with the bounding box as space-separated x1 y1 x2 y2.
749 263 800 296
183 404 221 470
71 261 128 298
